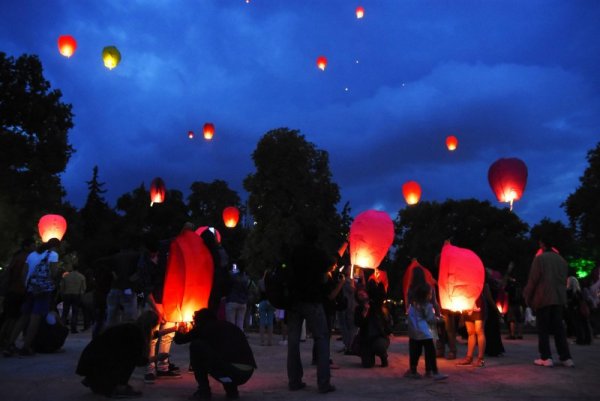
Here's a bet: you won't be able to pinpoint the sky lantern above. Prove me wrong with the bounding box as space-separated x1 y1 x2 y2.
38 214 67 243
222 206 240 228
102 45 121 70
369 268 389 292
487 157 528 211
349 210 394 269
355 6 365 19
203 123 215 140
188 130 194 139
150 177 166 206
162 229 214 322
438 242 485 312
316 55 328 71
57 35 77 58
446 135 458 151
402 259 436 306
195 226 222 244
402 180 422 205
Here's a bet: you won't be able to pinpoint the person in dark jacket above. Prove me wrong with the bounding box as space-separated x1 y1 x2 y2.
353 282 391 368
174 308 257 400
76 310 158 398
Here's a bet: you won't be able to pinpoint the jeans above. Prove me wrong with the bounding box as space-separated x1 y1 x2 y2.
106 289 138 326
61 293 82 331
287 301 331 390
409 338 437 373
536 305 571 361
226 302 247 332
148 321 176 372
258 300 275 328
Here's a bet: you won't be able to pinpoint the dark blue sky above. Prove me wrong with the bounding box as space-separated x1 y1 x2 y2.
2 1 599 226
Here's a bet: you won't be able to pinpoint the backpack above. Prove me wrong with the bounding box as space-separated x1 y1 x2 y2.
264 263 293 309
27 251 55 295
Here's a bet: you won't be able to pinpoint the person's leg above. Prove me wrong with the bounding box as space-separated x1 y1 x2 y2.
408 338 421 373
372 336 390 366
121 291 138 322
303 302 332 391
443 310 457 357
157 321 180 377
266 305 274 345
535 306 552 360
61 294 73 326
457 321 474 364
105 289 121 326
190 339 212 398
225 302 236 325
71 295 81 332
550 305 572 361
474 319 486 361
235 303 247 332
360 344 376 368
286 307 304 389
423 339 437 373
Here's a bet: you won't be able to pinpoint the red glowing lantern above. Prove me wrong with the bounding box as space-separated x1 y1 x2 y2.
38 214 67 243
195 226 222 244
438 242 485 312
496 292 509 314
150 177 166 206
369 268 389 293
162 229 214 322
57 35 77 58
222 206 240 228
402 259 437 306
446 135 458 151
355 6 365 19
349 210 394 269
203 123 215 140
188 130 194 139
488 157 528 211
316 55 328 71
402 180 422 205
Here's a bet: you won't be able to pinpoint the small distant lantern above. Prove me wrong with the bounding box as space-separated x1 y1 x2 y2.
57 35 77 58
222 206 240 228
349 210 394 269
150 177 166 206
102 46 121 70
38 214 67 242
446 135 458 151
488 157 528 211
188 130 194 139
316 55 328 71
402 180 422 205
203 123 215 140
355 6 365 19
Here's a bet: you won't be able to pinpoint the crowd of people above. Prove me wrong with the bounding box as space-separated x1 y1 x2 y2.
0 228 599 399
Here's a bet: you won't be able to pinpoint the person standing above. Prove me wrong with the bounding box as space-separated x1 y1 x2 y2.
225 264 250 333
286 227 335 394
60 264 86 333
524 238 574 367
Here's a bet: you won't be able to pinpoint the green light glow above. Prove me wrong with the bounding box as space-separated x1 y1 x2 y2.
568 258 595 279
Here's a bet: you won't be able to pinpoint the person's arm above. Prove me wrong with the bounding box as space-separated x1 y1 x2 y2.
523 258 541 307
327 274 345 300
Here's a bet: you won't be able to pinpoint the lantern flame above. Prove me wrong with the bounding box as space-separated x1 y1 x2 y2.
356 6 365 19
188 131 194 139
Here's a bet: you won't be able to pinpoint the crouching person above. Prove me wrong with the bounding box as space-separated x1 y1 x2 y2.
175 308 257 400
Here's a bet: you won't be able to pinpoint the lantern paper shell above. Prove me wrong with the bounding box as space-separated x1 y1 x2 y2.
316 55 328 71
349 210 394 269
355 6 365 19
203 123 215 140
446 135 458 151
370 268 389 293
438 243 485 312
195 226 222 244
402 259 436 306
487 157 528 210
222 206 240 228
38 214 67 242
102 46 121 70
162 230 214 322
496 291 509 314
402 180 422 205
150 177 166 206
57 35 77 58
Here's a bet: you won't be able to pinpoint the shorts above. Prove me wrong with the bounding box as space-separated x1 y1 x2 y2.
463 310 483 322
21 292 52 316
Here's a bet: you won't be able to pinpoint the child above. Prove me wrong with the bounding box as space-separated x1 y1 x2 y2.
405 283 448 380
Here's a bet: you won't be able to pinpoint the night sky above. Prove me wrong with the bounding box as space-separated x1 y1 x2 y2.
2 1 599 226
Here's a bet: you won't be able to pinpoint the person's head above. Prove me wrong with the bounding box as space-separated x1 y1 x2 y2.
410 266 427 288
193 308 217 326
355 288 369 304
181 222 195 233
136 310 159 333
39 238 61 252
538 237 554 251
567 276 580 292
413 283 432 304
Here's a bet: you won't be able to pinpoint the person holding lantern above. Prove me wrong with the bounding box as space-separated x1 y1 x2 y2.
524 238 574 367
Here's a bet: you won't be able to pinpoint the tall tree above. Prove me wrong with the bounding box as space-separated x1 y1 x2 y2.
188 179 242 228
563 141 600 257
0 53 74 261
243 128 342 275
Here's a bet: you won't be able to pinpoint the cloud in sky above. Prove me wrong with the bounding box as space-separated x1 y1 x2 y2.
1 0 599 227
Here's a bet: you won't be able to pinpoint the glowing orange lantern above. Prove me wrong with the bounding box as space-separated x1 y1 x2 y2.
102 45 121 70
446 135 458 151
150 177 166 206
496 292 509 314
356 6 365 19
38 214 67 243
488 157 528 211
222 206 240 228
195 226 222 243
402 259 436 306
162 229 214 322
188 130 194 139
438 243 485 312
402 180 422 205
203 123 215 140
57 35 77 58
316 55 328 71
349 210 394 269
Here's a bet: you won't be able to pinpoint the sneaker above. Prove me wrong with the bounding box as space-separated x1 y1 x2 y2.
189 389 211 400
456 357 473 366
561 359 575 368
473 358 485 367
224 384 239 399
432 373 448 381
143 373 156 384
288 382 307 391
533 358 553 367
403 369 422 379
318 384 336 393
156 369 182 379
169 362 181 373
